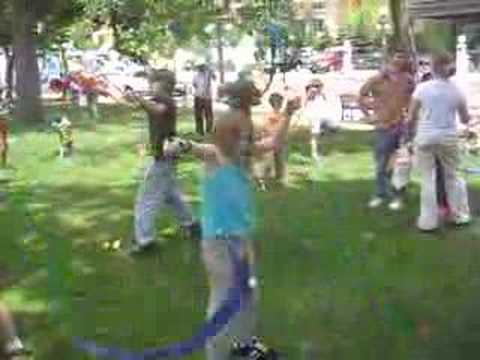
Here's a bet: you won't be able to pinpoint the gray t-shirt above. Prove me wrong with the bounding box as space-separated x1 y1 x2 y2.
413 79 465 145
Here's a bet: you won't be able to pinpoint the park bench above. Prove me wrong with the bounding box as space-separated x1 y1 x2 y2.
339 94 361 121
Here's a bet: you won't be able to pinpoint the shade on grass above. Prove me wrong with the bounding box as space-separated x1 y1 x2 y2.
0 103 479 359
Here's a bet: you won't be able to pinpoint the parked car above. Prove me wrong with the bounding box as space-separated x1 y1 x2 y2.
352 47 383 70
101 69 150 95
97 58 151 95
311 47 344 73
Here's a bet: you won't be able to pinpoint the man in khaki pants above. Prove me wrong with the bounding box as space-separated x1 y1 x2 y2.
408 53 471 231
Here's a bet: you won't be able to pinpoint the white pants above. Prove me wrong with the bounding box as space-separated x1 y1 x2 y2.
202 238 258 360
134 159 193 246
311 117 337 136
415 140 470 230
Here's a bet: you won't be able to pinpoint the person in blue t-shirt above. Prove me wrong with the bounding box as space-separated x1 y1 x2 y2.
176 94 300 360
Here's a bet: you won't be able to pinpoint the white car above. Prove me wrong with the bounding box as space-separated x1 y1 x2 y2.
100 61 151 95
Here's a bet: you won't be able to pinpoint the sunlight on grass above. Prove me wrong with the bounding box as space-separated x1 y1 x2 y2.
2 287 49 314
1 104 480 359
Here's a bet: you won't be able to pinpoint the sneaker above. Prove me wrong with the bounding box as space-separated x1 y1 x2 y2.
3 337 32 357
128 242 157 255
183 222 202 241
388 198 404 211
452 214 471 226
368 197 384 209
417 225 438 233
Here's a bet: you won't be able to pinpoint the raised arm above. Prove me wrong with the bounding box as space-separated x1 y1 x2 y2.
125 92 167 115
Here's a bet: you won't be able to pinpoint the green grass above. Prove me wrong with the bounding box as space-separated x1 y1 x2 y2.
1 103 480 359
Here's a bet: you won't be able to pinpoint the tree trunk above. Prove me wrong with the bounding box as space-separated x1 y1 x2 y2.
12 0 43 122
3 47 14 101
389 0 402 48
59 46 69 99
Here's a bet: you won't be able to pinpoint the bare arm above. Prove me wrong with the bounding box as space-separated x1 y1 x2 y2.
358 75 381 116
190 142 218 162
406 98 422 140
458 98 470 125
126 94 167 114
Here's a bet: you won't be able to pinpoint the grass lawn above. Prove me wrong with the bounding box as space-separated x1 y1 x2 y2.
1 103 480 360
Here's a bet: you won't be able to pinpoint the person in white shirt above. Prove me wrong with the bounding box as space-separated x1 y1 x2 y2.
193 63 216 135
408 53 471 231
303 79 341 161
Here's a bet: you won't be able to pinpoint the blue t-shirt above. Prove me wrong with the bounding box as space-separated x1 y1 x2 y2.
201 164 254 239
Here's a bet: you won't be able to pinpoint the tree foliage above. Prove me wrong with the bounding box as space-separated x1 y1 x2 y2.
74 0 223 60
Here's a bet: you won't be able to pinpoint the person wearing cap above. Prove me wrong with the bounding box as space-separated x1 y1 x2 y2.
303 78 341 162
407 52 471 231
125 69 200 254
193 63 216 135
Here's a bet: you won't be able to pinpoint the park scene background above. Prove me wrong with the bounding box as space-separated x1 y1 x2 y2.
1 0 480 359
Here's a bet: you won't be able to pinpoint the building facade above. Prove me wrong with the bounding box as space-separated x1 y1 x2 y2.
228 0 387 40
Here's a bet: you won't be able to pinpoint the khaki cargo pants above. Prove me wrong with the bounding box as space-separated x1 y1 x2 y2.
415 139 470 230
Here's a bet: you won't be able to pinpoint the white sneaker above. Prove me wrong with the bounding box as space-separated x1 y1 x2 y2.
4 337 30 356
453 214 471 226
388 198 404 211
368 197 384 209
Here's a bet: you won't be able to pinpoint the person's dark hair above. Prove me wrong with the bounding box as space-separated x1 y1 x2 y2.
268 93 284 108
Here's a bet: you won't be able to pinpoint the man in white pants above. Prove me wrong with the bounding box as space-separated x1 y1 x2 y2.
127 70 199 254
408 53 471 231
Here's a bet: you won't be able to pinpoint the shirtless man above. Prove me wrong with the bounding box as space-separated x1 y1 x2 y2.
359 49 415 211
126 70 199 254
218 74 262 173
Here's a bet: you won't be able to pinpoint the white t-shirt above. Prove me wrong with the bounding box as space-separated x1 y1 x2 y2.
193 70 214 99
413 79 465 145
303 93 342 134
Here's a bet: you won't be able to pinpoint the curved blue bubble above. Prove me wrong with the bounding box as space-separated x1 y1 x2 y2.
74 239 253 359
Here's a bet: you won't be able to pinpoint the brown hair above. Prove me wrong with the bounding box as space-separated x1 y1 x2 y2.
432 52 454 78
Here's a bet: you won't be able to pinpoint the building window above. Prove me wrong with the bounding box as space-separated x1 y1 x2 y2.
312 19 324 33
312 0 325 10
